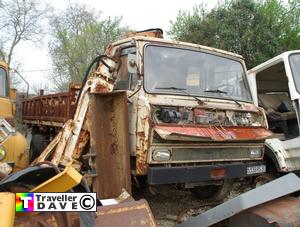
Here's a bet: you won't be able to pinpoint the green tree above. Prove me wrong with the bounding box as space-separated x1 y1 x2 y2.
49 4 128 91
169 0 300 68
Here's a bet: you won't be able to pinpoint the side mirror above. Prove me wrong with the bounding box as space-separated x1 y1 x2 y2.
9 88 17 101
127 54 137 74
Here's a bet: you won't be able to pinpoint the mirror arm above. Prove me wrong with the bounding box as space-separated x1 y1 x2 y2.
12 69 29 98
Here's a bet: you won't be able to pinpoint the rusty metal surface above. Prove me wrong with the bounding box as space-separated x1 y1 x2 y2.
154 125 273 141
90 91 131 199
51 120 74 165
14 212 79 227
229 196 300 227
135 93 151 176
22 84 80 125
96 199 156 227
124 29 163 39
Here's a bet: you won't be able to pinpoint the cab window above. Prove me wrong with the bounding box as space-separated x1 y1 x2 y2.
114 47 138 90
0 67 8 97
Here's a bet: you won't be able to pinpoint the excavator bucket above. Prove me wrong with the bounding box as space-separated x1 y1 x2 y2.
31 164 82 193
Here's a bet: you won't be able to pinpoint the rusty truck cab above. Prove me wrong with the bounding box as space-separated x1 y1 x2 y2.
110 30 271 198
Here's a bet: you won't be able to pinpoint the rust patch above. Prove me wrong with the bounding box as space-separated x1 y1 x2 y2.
136 116 151 175
154 125 273 141
96 199 156 227
72 130 89 159
90 92 131 199
22 86 80 125
123 29 163 39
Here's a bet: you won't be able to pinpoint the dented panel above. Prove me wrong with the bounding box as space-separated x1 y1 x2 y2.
154 125 272 141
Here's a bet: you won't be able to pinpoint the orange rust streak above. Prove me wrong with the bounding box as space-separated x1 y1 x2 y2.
155 125 273 141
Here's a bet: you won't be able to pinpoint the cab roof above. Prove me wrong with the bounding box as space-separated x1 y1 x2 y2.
112 34 244 61
248 50 300 74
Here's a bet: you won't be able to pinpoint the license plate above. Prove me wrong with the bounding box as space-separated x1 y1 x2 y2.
247 165 266 175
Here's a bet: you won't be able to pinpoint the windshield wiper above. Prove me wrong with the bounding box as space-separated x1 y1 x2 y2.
205 89 242 107
155 86 187 91
204 89 227 94
155 86 204 104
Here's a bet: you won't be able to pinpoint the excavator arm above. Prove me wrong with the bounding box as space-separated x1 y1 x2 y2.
31 49 121 168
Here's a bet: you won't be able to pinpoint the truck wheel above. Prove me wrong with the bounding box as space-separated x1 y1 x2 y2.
192 180 233 201
254 173 275 187
29 134 47 162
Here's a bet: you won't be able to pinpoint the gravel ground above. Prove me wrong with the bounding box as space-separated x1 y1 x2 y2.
135 182 253 227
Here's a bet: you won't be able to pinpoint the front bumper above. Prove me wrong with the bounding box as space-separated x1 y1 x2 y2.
147 162 265 185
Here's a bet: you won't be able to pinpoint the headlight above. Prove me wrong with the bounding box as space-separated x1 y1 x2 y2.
249 148 262 158
152 149 171 161
0 147 6 161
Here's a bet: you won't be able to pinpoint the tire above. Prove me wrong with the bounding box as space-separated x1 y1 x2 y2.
29 134 47 162
192 180 233 201
254 173 276 187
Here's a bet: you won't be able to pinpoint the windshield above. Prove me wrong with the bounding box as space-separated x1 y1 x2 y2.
0 67 8 97
144 45 252 101
289 53 300 93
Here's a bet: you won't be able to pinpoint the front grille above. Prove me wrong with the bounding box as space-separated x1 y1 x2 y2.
171 147 255 162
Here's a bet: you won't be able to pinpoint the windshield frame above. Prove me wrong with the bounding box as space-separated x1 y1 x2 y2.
0 66 9 98
289 53 300 95
142 43 253 103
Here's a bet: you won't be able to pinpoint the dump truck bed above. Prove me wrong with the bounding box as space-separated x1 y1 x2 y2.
22 84 80 127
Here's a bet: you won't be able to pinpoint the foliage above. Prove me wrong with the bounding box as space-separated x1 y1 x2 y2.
169 0 300 68
0 0 49 66
48 4 128 91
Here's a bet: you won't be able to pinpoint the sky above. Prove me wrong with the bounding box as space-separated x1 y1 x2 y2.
13 0 219 93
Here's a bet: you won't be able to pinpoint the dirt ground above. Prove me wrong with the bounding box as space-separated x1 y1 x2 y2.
135 182 252 227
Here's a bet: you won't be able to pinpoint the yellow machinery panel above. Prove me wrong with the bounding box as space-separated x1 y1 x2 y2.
0 97 13 118
0 192 15 227
31 164 83 193
1 132 29 171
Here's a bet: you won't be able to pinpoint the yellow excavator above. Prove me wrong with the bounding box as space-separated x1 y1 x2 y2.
0 60 29 176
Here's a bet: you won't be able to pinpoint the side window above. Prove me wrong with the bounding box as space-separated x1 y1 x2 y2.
0 67 8 97
114 47 138 91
